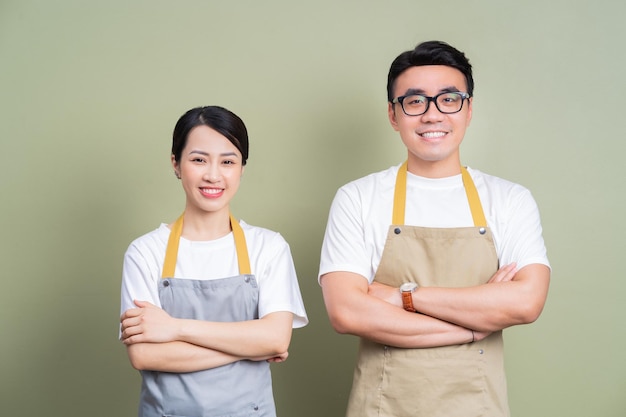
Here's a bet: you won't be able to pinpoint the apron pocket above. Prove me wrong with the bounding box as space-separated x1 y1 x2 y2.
164 402 263 417
380 345 489 417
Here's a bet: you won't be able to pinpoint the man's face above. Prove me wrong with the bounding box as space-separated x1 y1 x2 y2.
388 65 473 177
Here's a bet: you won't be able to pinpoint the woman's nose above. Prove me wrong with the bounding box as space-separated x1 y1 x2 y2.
204 166 221 182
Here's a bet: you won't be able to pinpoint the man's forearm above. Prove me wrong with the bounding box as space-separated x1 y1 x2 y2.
322 271 483 348
413 264 550 331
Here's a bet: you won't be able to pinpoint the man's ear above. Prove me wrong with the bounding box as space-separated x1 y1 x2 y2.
465 97 473 127
388 102 400 132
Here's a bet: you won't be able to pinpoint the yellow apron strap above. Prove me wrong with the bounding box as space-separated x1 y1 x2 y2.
162 214 184 278
392 161 487 227
161 212 251 278
230 213 251 275
392 161 408 225
461 166 487 227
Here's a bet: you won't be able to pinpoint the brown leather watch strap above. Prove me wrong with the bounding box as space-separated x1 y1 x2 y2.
402 291 416 312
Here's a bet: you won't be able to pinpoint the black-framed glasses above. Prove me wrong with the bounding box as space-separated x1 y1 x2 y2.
392 92 471 116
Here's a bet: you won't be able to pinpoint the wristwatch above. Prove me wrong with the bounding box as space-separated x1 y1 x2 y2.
400 282 419 313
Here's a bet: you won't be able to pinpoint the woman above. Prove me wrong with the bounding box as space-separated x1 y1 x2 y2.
120 106 308 417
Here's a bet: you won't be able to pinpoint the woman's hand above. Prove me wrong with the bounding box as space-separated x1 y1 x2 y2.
120 300 180 345
247 351 289 363
266 351 289 363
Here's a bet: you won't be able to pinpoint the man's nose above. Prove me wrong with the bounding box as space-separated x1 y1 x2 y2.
420 100 444 121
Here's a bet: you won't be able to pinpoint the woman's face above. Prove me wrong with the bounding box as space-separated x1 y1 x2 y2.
172 125 244 217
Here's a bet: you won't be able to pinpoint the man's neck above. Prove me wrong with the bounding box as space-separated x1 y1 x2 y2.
406 158 462 179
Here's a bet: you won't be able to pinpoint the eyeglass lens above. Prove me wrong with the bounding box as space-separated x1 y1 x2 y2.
402 92 465 116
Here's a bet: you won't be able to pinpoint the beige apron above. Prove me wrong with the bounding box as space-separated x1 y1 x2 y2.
346 162 509 417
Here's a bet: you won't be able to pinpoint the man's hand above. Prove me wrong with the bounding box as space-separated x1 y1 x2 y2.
120 300 179 345
367 280 494 343
368 282 403 308
368 262 517 308
488 263 517 283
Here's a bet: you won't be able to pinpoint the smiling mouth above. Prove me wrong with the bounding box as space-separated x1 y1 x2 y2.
419 131 447 138
200 188 224 197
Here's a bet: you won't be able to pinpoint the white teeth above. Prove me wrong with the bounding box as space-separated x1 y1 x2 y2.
420 131 446 138
202 188 222 194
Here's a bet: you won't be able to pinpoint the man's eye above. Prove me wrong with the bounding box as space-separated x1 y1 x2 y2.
441 93 460 103
406 96 426 105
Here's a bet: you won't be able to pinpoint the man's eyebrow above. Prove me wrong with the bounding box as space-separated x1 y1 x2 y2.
403 88 426 96
439 86 462 93
402 86 462 96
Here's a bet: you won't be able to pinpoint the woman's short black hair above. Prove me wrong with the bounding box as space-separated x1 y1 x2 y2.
171 106 249 165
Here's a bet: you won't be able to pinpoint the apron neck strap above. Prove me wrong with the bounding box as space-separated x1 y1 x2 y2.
460 166 487 227
392 161 487 227
162 212 251 278
229 213 251 275
392 161 409 225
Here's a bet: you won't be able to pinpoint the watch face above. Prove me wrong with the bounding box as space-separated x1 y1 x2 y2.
400 282 418 292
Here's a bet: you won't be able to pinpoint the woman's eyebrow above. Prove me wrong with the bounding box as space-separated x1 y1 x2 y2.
188 150 239 158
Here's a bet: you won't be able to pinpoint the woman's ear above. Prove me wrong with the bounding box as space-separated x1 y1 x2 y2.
171 154 181 179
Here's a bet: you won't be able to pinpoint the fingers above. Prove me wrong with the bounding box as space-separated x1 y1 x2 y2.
120 305 150 342
267 351 289 363
134 299 154 308
120 317 143 343
368 282 402 306
121 333 142 345
121 304 176 344
488 263 517 283
472 330 492 342
120 300 153 322
120 308 142 322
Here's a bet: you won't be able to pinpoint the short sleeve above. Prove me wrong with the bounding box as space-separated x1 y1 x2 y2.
255 232 308 328
319 186 373 283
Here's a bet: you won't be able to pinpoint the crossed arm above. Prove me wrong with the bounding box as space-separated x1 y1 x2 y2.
320 263 549 349
120 301 293 373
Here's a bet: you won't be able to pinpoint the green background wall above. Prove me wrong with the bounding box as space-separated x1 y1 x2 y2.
1 1 624 416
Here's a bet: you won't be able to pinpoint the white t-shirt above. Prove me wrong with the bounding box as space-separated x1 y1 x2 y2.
319 164 550 283
121 220 308 329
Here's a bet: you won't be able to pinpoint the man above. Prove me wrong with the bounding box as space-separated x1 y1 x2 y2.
318 40 550 417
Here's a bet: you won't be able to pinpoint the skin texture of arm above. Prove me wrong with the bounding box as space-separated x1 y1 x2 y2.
126 341 288 373
368 263 550 333
320 271 488 348
415 263 550 332
121 301 293 360
127 341 238 372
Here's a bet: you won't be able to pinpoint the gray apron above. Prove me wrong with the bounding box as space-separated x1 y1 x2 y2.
346 162 509 417
139 213 276 417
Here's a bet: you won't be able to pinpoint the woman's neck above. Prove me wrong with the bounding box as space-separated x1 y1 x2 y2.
179 208 231 241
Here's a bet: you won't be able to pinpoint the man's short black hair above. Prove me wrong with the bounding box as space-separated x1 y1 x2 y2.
387 40 474 102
